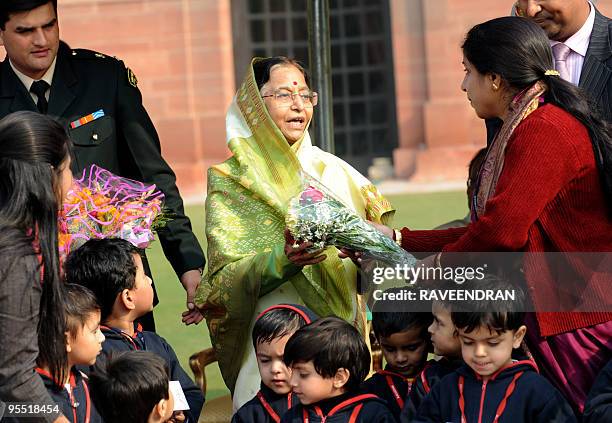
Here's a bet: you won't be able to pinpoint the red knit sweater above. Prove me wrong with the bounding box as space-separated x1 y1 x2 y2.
400 104 612 336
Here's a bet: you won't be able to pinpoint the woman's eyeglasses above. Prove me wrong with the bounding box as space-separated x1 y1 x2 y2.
261 90 319 107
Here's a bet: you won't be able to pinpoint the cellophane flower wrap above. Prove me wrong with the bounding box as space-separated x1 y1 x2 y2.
59 165 165 257
285 178 415 269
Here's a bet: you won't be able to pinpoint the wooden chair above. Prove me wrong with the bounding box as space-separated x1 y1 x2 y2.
189 348 233 423
369 328 384 372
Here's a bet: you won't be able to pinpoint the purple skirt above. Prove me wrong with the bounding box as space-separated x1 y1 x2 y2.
525 313 612 414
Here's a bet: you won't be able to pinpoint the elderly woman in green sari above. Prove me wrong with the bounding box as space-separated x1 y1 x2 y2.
195 57 394 409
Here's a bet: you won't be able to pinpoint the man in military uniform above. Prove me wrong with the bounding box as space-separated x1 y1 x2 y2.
0 0 205 329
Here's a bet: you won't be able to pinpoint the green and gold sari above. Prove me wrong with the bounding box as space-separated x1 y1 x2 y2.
195 58 394 396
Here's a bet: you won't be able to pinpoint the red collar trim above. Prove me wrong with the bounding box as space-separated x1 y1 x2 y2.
474 359 537 381
307 394 378 421
256 305 313 324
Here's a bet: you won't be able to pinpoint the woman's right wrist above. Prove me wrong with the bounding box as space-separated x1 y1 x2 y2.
393 228 403 246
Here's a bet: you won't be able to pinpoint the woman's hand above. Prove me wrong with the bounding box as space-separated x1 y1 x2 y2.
284 229 327 266
368 221 394 239
338 248 363 267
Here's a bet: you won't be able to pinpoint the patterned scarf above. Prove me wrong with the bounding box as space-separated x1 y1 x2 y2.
473 81 547 219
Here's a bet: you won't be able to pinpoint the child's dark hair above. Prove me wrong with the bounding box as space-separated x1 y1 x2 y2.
252 305 312 349
89 351 169 423
371 309 432 340
36 284 99 391
64 238 140 320
451 273 526 335
283 316 370 392
371 288 433 339
65 283 101 338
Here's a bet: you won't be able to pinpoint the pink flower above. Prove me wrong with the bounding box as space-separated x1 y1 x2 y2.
300 186 324 205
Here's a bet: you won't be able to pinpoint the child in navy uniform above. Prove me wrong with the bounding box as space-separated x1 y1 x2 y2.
361 301 432 421
37 284 105 423
233 304 318 423
400 281 464 422
64 238 204 422
281 316 396 422
583 359 612 423
90 351 179 423
413 274 577 423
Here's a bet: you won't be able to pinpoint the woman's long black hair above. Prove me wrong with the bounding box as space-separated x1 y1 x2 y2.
463 17 612 211
0 111 70 384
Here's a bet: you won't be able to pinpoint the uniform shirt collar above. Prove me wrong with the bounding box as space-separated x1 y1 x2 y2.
550 1 595 57
9 57 57 92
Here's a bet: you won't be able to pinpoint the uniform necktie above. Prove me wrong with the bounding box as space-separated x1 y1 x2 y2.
552 43 572 83
30 80 50 114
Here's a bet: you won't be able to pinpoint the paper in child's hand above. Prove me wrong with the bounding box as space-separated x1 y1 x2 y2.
169 380 190 411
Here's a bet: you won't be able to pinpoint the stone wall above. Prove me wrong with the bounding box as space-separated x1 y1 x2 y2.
58 0 236 201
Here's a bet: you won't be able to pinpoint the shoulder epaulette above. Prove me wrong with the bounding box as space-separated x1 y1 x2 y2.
70 48 116 60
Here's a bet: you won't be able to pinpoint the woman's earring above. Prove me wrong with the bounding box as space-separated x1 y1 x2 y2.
492 84 498 91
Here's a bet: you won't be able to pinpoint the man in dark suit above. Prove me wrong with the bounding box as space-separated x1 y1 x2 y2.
518 0 611 115
487 0 612 142
0 0 205 329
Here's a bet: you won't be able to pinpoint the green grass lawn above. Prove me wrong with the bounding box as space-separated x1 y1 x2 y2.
148 190 467 399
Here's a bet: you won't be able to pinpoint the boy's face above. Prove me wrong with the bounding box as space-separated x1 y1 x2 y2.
429 303 462 358
458 325 526 380
67 311 105 366
131 253 154 316
379 327 428 378
289 361 345 405
256 334 293 395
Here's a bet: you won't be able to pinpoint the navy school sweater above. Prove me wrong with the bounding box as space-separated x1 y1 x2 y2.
232 382 299 423
412 360 577 423
583 359 612 423
97 324 204 423
400 358 463 422
361 368 414 421
37 367 104 423
280 392 397 422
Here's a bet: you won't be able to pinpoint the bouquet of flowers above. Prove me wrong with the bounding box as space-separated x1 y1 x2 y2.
285 178 415 269
59 164 166 258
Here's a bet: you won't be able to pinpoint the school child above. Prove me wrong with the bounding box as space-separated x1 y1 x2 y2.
583 359 612 423
400 281 464 422
36 284 104 423
89 350 181 423
413 274 577 422
64 238 204 422
233 304 318 422
281 316 396 422
361 304 432 420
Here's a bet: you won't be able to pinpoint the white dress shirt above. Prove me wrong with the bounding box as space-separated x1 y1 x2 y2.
10 57 57 104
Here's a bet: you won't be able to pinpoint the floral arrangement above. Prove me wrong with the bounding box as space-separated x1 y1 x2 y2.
285 181 415 269
58 165 165 258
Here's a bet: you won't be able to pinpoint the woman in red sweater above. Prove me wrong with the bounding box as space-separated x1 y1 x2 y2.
359 17 612 414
